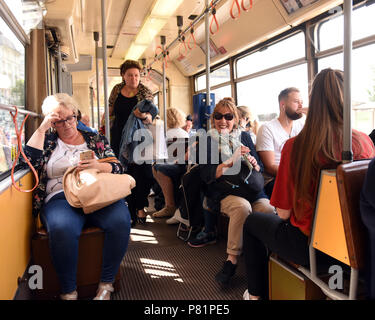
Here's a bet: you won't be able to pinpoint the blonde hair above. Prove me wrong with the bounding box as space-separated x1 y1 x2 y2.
41 93 79 116
210 97 239 130
237 105 259 135
166 108 186 129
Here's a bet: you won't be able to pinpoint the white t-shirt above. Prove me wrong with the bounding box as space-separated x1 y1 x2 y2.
45 138 92 203
256 117 305 166
145 120 168 161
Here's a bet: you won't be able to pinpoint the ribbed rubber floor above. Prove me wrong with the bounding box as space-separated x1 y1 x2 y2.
112 213 247 300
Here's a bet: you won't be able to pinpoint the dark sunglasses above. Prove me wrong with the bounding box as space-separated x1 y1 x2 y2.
213 113 234 121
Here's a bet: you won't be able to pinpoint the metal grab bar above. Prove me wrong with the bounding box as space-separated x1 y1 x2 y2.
0 104 42 119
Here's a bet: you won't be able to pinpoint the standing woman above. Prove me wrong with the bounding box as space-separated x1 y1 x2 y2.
23 93 131 300
242 68 375 300
102 59 154 157
102 60 153 223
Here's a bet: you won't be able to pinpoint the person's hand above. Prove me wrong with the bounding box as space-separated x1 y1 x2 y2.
246 154 260 171
224 145 250 167
77 158 105 172
38 112 62 132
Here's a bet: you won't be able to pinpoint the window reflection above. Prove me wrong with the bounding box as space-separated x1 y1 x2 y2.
236 32 305 78
237 64 308 124
318 44 375 135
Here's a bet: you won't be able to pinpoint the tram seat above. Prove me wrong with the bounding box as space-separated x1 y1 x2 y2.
31 219 121 300
270 159 370 300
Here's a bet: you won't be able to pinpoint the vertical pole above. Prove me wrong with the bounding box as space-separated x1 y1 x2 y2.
161 35 167 135
101 0 110 142
205 0 211 130
343 0 353 162
90 86 94 128
57 45 63 93
94 32 100 130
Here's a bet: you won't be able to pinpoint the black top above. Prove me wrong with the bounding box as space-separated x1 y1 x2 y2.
110 92 138 157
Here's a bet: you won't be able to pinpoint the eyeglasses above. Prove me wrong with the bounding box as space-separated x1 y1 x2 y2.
213 113 234 121
53 115 77 127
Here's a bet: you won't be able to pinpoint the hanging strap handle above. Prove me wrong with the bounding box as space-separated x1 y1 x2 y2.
230 0 241 19
241 0 253 11
210 1 219 35
9 106 39 192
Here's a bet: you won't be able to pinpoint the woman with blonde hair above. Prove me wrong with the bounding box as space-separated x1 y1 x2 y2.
242 68 375 300
152 107 189 219
166 107 190 140
188 97 274 286
23 93 131 300
237 105 259 144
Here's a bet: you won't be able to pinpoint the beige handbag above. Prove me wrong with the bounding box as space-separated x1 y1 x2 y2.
62 157 136 214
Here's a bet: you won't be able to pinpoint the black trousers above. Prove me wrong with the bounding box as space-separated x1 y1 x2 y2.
243 212 309 298
126 163 154 221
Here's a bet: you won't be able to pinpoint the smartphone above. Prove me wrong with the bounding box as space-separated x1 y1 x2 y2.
80 150 94 161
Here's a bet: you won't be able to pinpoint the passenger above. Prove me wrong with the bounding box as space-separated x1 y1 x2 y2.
360 157 375 299
120 100 159 226
256 87 305 198
23 93 131 300
102 59 153 223
101 59 153 157
165 107 190 140
242 68 375 300
183 114 195 137
152 108 189 219
237 105 258 145
189 97 274 286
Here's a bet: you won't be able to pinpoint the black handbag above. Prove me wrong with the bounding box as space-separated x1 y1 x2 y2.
216 159 264 195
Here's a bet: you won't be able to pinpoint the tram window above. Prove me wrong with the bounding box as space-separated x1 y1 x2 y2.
3 0 45 36
0 8 27 176
154 92 159 108
196 64 230 91
236 63 308 124
318 4 375 52
236 32 305 78
318 44 375 135
211 85 232 102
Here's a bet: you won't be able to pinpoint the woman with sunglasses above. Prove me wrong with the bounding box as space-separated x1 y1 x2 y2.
189 97 274 286
23 93 131 300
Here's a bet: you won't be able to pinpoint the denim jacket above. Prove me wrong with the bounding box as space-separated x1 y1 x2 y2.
21 130 124 217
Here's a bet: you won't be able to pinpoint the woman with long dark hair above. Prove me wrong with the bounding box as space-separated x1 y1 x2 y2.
242 68 375 300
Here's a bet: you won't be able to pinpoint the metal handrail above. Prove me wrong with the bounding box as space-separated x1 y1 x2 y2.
0 104 42 118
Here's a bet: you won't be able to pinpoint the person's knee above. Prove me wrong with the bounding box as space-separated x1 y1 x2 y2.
252 199 275 214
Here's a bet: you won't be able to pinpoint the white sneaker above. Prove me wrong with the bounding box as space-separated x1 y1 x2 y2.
243 289 250 300
166 216 179 224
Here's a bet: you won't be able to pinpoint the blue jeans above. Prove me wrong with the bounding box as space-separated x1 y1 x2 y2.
41 192 131 294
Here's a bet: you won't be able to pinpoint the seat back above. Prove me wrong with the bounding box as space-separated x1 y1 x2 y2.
336 160 370 270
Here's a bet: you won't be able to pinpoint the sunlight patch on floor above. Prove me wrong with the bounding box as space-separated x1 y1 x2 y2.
140 258 183 282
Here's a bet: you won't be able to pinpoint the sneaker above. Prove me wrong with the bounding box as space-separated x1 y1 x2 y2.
152 206 176 218
215 260 237 285
166 209 182 225
188 231 216 248
243 289 250 300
